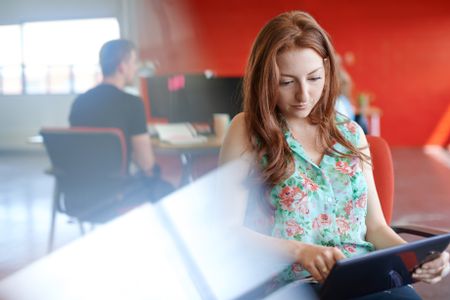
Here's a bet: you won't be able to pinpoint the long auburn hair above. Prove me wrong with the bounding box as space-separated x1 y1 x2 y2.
243 11 369 187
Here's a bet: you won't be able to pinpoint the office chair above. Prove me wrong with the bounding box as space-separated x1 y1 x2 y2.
41 127 135 252
366 135 447 236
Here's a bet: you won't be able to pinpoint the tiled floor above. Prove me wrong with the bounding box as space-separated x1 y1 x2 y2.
0 148 449 299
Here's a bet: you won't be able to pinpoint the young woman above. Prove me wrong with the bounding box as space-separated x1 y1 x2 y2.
219 11 449 299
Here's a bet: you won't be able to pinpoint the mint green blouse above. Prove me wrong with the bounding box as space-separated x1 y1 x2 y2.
268 118 375 282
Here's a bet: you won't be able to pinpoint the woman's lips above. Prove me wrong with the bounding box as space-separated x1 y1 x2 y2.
291 103 307 110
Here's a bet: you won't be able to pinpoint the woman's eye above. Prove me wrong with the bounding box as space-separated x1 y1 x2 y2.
280 80 294 86
308 77 322 81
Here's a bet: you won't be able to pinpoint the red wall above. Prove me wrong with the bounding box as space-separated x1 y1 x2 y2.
136 0 450 146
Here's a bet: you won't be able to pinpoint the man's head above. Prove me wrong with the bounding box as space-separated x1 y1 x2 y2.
99 39 138 85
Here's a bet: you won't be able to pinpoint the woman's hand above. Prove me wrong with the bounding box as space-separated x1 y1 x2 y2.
412 251 450 284
296 243 346 283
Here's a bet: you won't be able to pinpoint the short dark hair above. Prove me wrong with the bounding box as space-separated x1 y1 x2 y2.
99 39 136 77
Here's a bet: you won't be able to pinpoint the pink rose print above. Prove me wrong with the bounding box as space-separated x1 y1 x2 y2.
349 213 361 225
336 217 350 235
279 186 307 212
344 201 353 216
343 244 356 253
312 213 331 229
279 186 299 210
312 219 319 230
291 263 305 274
350 157 362 173
335 161 356 176
285 219 304 237
298 200 310 215
356 193 367 209
300 173 319 192
344 122 357 134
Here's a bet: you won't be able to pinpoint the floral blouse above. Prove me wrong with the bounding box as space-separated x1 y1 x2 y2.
264 118 375 283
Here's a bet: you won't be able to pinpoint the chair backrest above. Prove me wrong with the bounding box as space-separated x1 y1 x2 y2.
40 127 128 220
40 127 127 177
366 135 394 224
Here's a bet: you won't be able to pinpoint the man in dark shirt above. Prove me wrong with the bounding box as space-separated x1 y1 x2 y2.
70 39 171 203
70 39 154 175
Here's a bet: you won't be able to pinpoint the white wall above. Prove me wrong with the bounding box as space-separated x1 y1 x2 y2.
0 0 138 150
0 95 73 150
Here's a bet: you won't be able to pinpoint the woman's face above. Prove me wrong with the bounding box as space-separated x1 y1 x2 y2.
276 47 325 122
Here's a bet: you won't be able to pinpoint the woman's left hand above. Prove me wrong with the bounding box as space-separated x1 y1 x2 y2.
412 251 450 284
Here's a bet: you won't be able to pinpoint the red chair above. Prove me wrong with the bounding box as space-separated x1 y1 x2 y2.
366 135 394 225
366 135 446 236
41 127 133 252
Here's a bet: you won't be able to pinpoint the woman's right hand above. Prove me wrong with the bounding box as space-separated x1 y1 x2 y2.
295 243 346 283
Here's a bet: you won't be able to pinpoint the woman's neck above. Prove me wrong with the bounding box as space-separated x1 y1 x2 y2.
285 117 315 134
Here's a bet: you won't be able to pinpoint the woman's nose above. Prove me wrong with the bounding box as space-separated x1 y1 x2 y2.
295 83 308 101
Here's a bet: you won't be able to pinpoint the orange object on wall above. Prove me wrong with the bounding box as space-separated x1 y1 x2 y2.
426 104 450 146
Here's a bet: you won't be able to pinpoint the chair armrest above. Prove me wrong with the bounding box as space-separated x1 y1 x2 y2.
44 168 53 175
44 168 64 176
392 224 448 237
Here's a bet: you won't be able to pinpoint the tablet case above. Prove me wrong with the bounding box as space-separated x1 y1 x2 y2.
319 233 450 300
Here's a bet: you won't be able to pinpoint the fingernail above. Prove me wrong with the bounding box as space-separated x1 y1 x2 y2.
416 269 422 274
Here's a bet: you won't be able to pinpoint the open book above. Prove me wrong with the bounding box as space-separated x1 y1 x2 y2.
152 123 207 145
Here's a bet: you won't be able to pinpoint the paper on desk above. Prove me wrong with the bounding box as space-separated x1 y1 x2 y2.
153 123 207 145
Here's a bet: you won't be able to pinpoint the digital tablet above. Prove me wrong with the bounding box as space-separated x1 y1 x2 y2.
319 233 450 300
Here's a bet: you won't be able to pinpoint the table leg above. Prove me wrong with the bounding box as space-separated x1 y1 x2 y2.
179 152 194 186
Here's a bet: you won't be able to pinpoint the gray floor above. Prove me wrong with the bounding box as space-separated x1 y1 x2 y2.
0 151 81 279
0 148 449 299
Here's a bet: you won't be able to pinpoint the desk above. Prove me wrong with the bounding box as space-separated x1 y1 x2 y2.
151 136 222 186
27 135 43 144
28 133 222 186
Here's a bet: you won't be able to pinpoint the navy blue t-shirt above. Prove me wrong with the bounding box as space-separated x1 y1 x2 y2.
69 84 148 167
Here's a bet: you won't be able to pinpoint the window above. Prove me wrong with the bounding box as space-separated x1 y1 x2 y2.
0 25 22 94
0 18 120 95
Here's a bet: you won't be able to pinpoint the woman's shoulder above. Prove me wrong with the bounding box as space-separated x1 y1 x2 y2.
228 112 251 138
219 112 253 164
231 112 246 124
335 114 363 146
